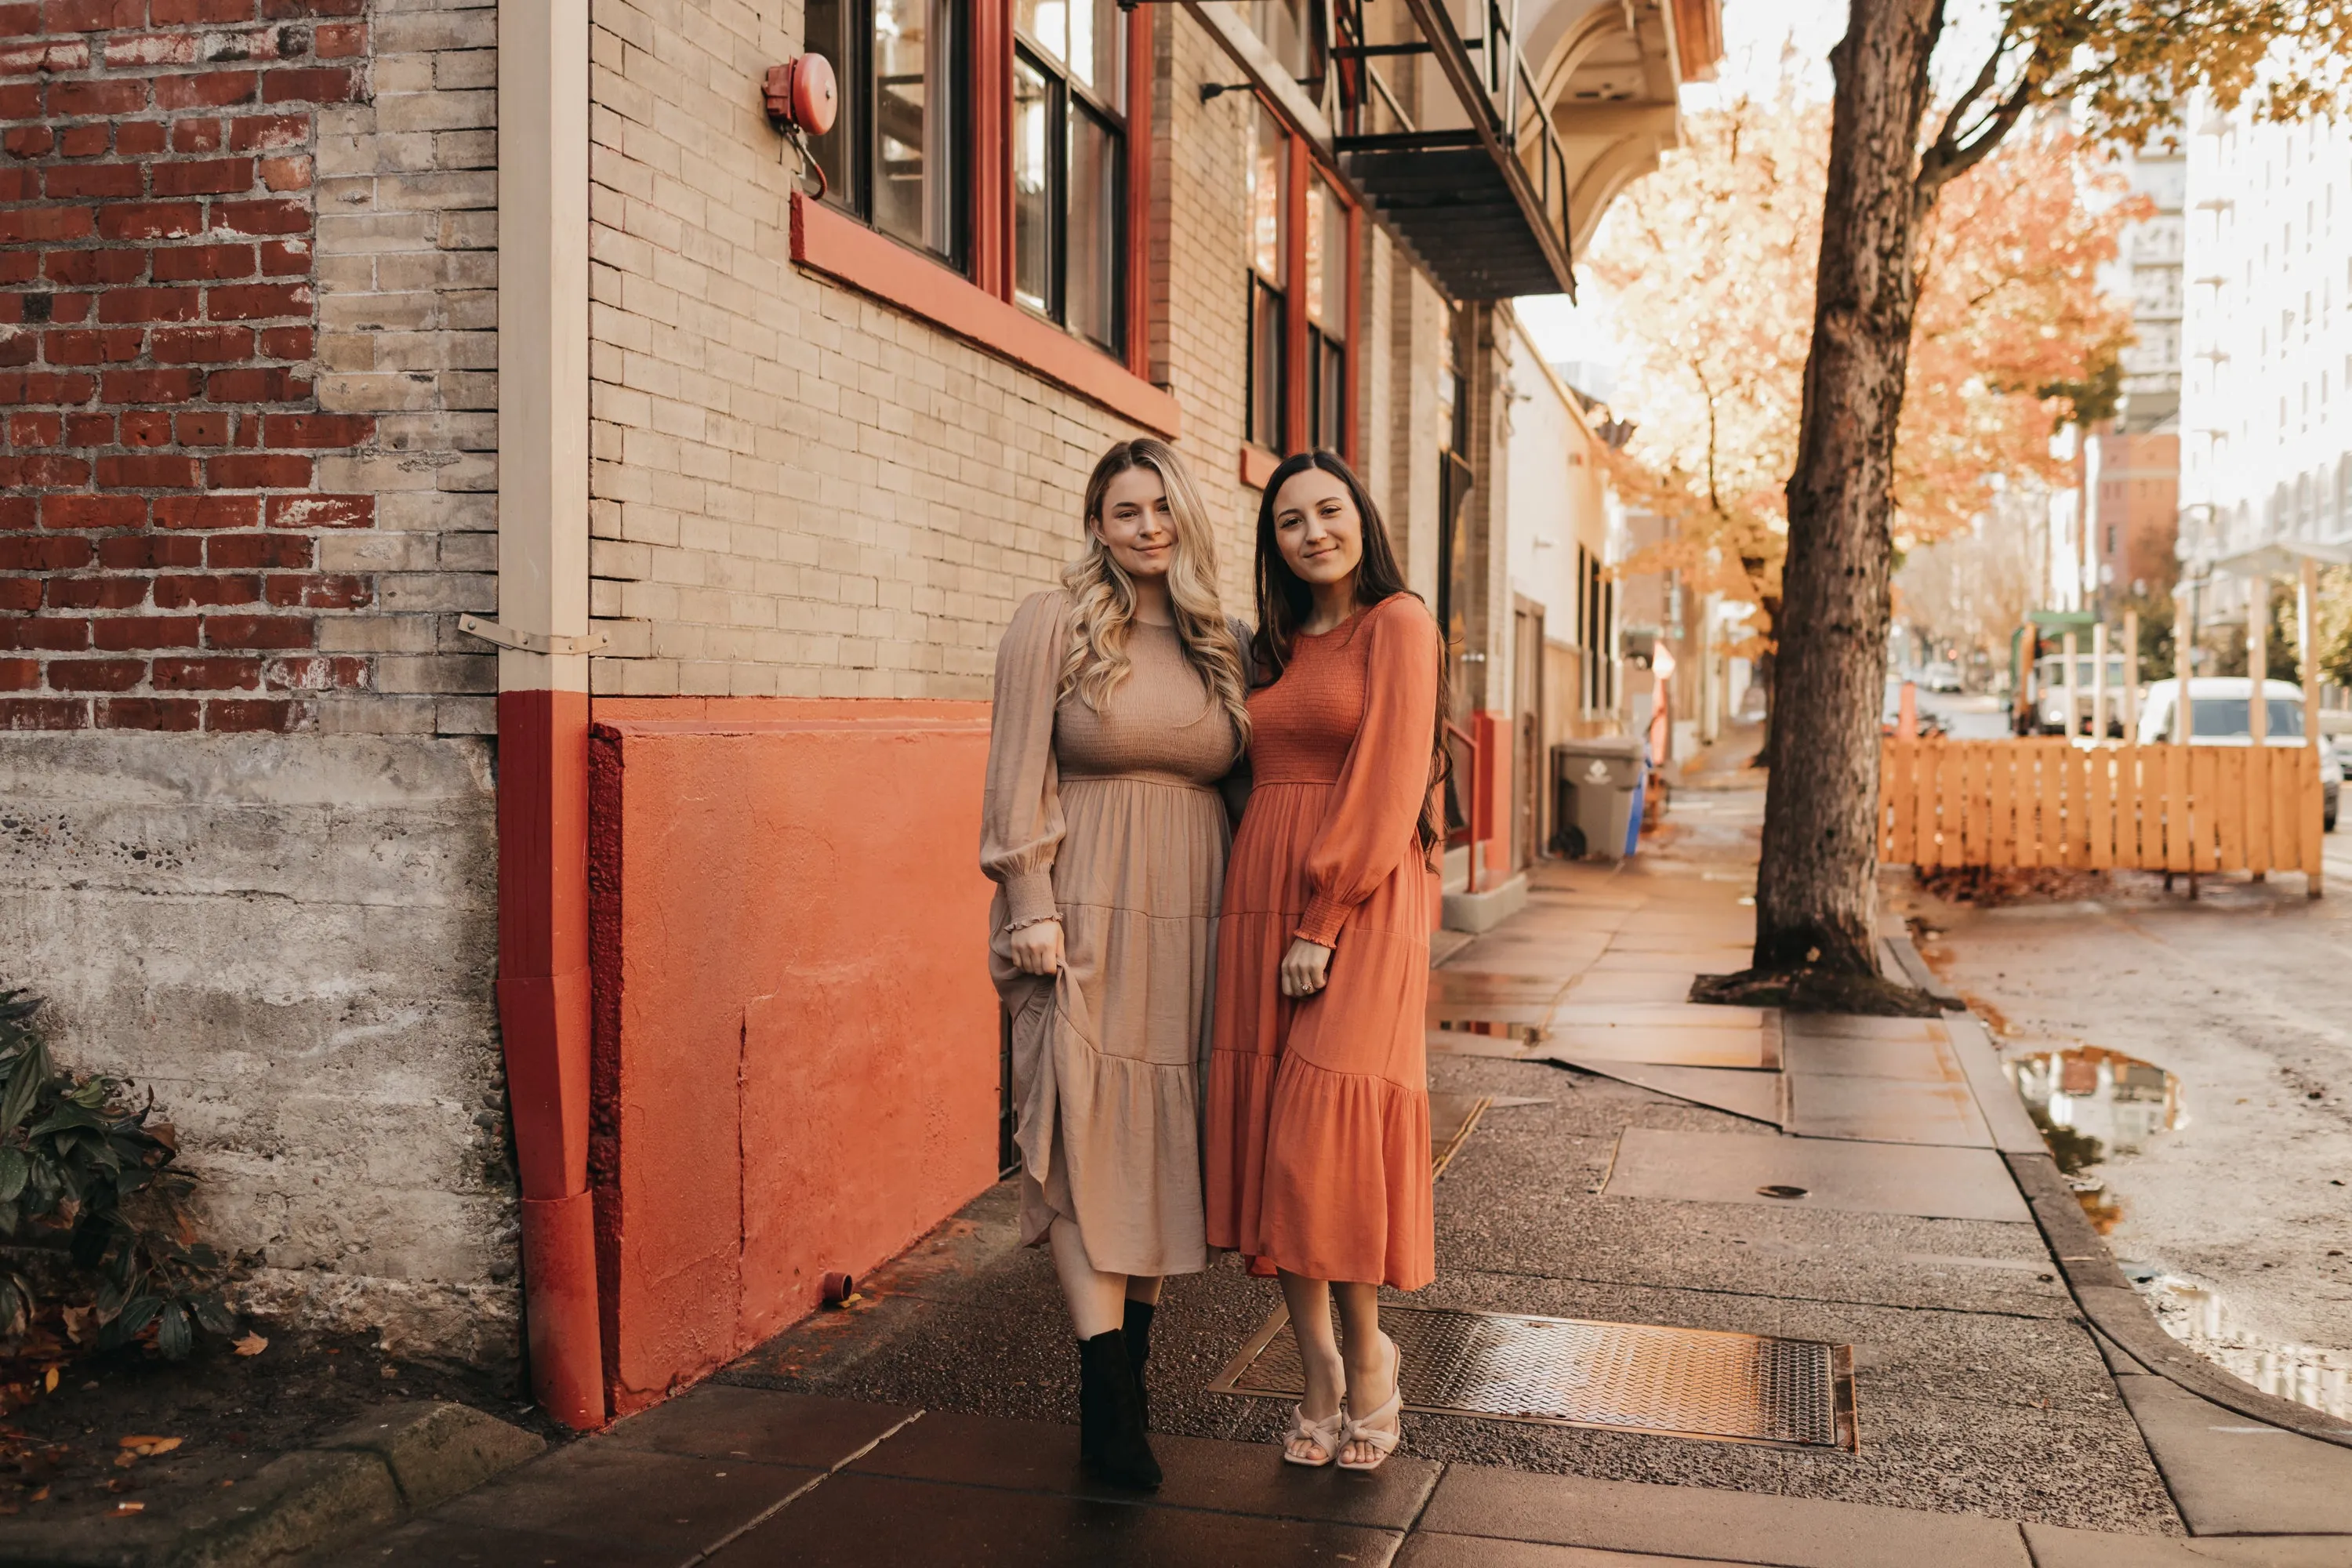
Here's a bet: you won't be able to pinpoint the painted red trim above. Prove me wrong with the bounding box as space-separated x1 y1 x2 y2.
793 194 1181 437
1283 134 1310 452
1341 195 1363 465
594 695 991 723
1123 5 1153 379
1475 707 1510 873
971 0 1010 301
1239 442 1279 491
495 686 605 1429
520 1193 601 1428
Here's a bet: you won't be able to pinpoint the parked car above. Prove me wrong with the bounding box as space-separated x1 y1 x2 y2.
1922 660 1965 693
2031 652 2129 733
2135 678 2341 832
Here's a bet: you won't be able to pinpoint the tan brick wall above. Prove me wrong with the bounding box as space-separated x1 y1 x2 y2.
583 4 1290 695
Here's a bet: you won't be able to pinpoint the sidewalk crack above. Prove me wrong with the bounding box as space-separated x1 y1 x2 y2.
677 1408 927 1566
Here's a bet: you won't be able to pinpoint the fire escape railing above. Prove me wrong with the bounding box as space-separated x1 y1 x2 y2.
1329 0 1577 297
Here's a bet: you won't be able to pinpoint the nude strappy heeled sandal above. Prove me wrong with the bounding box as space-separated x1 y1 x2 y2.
1337 1333 1403 1472
1281 1402 1346 1468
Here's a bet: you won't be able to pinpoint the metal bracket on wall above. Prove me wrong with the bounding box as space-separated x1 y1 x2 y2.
458 615 610 657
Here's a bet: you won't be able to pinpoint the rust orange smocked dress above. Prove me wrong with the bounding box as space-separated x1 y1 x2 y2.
1206 593 1439 1290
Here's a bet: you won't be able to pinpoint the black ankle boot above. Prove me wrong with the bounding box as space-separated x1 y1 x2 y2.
1123 1298 1156 1428
1077 1330 1162 1490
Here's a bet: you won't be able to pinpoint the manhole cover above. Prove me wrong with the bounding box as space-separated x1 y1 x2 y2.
1757 1184 1809 1200
1209 1304 1857 1450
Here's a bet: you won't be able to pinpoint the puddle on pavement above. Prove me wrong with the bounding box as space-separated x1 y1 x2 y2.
2118 1268 2352 1421
2004 1047 2187 1232
2005 1047 2352 1423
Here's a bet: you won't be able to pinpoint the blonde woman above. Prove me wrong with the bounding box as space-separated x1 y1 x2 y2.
981 437 1252 1490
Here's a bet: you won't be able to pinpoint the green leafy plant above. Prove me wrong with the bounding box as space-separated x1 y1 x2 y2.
0 989 239 1361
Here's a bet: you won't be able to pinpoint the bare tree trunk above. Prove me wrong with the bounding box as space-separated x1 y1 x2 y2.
1754 0 1944 975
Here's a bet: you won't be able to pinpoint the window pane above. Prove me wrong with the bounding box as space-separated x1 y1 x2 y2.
1250 0 1308 78
873 0 950 253
807 0 855 206
1309 181 1347 335
1248 104 1287 284
1013 56 1054 314
2189 697 2305 737
1248 277 1284 448
1066 0 1123 108
1312 330 1344 450
1017 0 1066 62
1067 107 1120 350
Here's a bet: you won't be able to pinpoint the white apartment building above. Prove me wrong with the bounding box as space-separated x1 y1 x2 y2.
2114 147 2185 434
2178 103 2352 592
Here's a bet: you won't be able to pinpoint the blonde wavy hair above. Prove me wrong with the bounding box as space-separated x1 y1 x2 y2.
1058 438 1252 745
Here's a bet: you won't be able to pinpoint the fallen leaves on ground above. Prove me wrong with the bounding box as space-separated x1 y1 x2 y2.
230 1333 267 1357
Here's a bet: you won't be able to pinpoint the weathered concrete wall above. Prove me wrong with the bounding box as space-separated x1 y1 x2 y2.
0 731 514 1363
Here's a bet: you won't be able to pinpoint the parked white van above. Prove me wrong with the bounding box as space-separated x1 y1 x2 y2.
2134 678 2342 831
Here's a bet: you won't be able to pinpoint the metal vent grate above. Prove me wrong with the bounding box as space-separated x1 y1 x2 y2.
1209 1305 1857 1451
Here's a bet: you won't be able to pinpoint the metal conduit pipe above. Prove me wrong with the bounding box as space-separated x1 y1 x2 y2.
488 0 604 1430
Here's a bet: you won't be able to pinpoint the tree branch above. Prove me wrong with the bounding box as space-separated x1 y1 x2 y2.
1915 38 2047 199
1933 43 2005 158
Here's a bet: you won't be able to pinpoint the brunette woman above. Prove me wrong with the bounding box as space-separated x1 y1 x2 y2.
1205 450 1443 1473
981 438 1253 1490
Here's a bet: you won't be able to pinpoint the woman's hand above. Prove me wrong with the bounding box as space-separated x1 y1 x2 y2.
1279 938 1334 999
1008 920 1065 977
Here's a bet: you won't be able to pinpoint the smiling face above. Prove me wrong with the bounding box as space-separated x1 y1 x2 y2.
1270 464 1363 595
1091 465 1177 583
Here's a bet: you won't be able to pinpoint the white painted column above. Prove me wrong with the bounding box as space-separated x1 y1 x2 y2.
497 0 593 692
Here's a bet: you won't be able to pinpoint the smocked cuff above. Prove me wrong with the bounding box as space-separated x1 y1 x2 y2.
1002 869 1059 930
1294 891 1352 948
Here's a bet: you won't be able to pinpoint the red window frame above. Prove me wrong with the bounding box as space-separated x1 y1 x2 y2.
792 1 1169 431
1242 106 1361 478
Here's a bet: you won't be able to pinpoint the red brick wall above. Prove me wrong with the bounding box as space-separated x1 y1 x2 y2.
1 0 376 732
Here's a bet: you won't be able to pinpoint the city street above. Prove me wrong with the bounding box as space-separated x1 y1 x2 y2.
5 0 2352 1552
1894 858 2352 1423
310 769 2352 1567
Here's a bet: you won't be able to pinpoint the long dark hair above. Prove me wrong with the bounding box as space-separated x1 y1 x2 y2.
1250 449 1451 855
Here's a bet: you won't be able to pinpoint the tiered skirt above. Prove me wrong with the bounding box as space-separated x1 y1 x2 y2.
1203 779 1436 1290
989 773 1230 1278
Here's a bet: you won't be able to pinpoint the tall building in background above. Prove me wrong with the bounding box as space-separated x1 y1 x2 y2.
2179 101 2352 623
2082 143 2183 620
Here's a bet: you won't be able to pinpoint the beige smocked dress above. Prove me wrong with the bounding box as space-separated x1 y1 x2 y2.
982 590 1246 1277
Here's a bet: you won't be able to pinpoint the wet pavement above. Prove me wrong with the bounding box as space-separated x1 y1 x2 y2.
321 750 2352 1565
1894 851 2352 1423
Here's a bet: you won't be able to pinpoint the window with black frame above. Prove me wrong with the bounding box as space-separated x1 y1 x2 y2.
1014 0 1126 353
805 0 966 267
1245 103 1287 450
1305 174 1347 452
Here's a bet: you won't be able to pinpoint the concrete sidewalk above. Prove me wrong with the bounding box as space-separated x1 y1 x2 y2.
325 772 2352 1566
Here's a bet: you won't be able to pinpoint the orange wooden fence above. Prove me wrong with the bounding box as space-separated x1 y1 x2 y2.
1879 739 2326 881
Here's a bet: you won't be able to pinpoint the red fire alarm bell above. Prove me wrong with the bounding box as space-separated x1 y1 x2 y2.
764 55 838 136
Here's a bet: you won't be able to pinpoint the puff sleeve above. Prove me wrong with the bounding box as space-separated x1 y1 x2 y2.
1294 596 1440 946
980 591 1069 930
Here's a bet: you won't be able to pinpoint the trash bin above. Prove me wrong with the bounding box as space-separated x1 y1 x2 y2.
1552 737 1642 861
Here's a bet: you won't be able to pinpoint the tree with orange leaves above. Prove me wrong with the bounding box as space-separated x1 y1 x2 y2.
1589 90 2134 653
1746 0 2352 989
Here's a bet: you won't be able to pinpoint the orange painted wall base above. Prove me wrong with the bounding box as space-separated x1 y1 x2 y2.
1475 709 1512 876
586 698 1000 1414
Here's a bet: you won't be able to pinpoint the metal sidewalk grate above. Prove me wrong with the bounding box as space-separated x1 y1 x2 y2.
1208 1304 1858 1451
